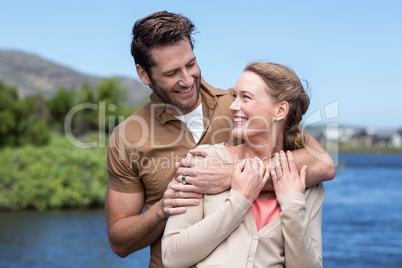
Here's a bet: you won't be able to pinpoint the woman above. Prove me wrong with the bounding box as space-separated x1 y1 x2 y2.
162 62 325 268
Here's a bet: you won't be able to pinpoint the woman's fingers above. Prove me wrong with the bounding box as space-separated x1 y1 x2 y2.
263 164 271 185
286 150 298 174
300 165 308 188
274 152 283 179
279 150 289 174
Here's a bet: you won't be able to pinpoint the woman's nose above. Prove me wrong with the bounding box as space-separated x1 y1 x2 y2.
229 98 241 111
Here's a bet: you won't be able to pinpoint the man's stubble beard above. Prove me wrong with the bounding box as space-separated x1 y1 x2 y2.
149 74 201 112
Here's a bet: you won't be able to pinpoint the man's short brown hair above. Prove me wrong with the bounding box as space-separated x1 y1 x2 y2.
130 11 197 76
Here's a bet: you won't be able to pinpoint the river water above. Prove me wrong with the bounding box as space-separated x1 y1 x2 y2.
1 153 402 267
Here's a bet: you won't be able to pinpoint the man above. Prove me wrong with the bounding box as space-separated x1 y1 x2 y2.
106 11 335 267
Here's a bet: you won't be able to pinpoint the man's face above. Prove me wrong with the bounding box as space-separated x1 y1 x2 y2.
147 39 201 115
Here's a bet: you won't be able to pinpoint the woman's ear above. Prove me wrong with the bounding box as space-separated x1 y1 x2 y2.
136 64 151 86
274 101 289 122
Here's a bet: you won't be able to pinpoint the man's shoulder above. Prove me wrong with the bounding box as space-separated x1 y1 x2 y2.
201 78 233 97
112 102 152 132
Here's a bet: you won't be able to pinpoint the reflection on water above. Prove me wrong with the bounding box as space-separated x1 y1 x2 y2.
1 154 402 267
0 209 149 268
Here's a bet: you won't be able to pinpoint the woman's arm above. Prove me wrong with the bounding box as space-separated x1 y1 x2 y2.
271 150 324 268
162 190 252 267
279 185 325 268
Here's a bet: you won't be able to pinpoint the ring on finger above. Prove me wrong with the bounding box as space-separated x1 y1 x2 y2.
276 174 284 180
182 175 187 185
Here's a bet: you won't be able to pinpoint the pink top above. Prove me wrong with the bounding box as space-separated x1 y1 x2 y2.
226 146 282 231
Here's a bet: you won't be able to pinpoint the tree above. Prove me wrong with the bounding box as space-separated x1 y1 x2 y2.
46 88 76 133
68 78 132 136
0 80 50 147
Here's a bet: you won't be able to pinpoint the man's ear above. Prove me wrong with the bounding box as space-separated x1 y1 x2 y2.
136 64 151 86
274 101 289 122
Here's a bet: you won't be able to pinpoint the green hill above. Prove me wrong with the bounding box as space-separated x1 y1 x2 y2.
0 49 151 106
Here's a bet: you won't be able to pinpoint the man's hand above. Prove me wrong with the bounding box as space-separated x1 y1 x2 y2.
174 148 233 194
162 173 202 216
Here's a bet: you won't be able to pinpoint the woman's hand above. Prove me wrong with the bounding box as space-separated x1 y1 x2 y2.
270 150 307 197
231 156 270 202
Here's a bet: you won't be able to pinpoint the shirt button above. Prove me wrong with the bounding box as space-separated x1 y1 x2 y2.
253 235 258 240
248 257 254 262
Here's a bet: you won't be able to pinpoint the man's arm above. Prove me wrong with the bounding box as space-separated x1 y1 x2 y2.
105 179 201 258
292 131 335 187
174 131 335 193
105 189 166 258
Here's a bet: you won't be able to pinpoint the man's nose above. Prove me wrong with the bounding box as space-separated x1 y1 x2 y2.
178 69 193 88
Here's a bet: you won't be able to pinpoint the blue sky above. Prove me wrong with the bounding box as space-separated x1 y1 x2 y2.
1 0 401 129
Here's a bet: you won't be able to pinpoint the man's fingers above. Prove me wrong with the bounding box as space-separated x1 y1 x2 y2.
180 157 208 170
164 207 187 216
165 198 200 207
176 165 198 178
163 197 201 216
173 162 180 177
169 183 203 198
163 198 200 216
188 148 209 158
180 158 196 168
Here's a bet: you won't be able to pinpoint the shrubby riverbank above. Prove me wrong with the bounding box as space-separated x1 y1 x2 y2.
0 133 108 211
338 143 402 154
1 132 401 211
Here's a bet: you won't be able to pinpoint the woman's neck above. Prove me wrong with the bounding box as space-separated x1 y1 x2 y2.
235 134 284 161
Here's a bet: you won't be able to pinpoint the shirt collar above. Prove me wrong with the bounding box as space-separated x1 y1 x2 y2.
150 77 230 124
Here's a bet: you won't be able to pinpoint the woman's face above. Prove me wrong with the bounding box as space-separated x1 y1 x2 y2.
229 71 279 144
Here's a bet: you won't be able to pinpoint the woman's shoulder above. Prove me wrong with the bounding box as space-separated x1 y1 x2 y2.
193 143 233 163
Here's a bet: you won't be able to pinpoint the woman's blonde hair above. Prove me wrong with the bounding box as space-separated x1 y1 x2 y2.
244 62 310 151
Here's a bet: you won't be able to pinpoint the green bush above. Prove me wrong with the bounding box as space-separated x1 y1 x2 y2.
0 132 108 210
0 81 50 147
